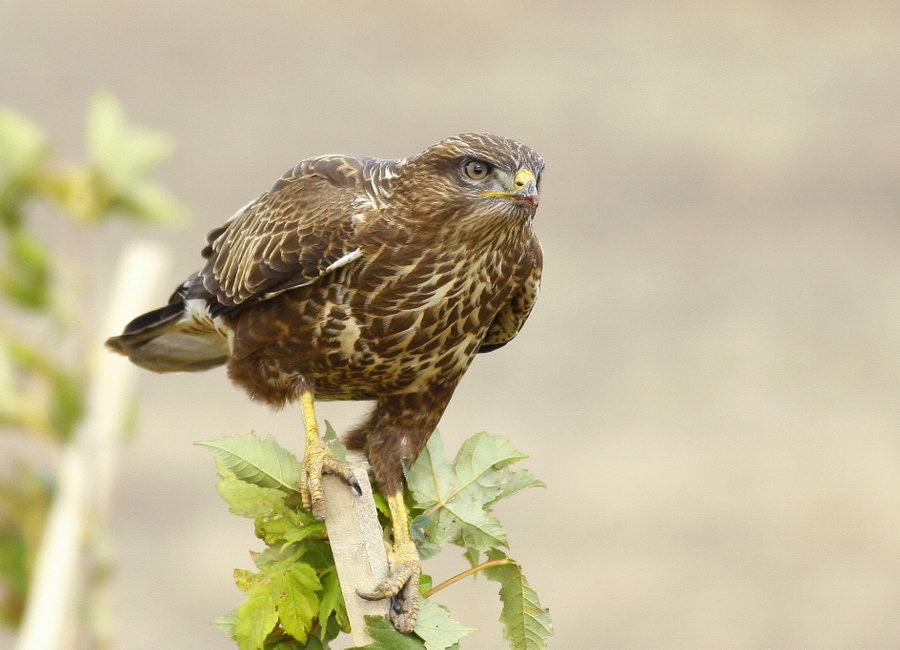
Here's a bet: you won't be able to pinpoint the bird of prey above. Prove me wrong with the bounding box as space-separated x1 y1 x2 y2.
107 133 544 633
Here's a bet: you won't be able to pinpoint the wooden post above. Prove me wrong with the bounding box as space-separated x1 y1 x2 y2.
321 462 391 646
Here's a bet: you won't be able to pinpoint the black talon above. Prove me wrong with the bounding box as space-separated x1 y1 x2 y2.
356 588 378 601
350 478 362 495
391 596 403 615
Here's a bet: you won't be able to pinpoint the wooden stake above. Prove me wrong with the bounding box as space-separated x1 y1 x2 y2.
322 462 391 646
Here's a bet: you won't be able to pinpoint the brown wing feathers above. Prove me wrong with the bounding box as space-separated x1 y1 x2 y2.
202 167 367 312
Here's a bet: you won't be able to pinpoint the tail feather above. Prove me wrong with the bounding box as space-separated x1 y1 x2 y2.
106 300 229 372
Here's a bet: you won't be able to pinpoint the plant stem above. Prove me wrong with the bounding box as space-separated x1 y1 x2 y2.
423 558 513 598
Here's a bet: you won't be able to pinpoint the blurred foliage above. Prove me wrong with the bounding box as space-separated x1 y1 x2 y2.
197 428 552 650
0 91 186 627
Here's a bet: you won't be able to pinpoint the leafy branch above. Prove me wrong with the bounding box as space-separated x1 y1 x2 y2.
0 92 186 634
197 428 554 649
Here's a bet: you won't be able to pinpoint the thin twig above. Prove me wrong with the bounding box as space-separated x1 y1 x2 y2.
423 558 513 598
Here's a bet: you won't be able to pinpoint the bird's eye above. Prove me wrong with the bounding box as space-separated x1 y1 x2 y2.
464 160 491 180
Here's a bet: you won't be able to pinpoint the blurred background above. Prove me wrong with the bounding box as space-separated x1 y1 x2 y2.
2 1 898 647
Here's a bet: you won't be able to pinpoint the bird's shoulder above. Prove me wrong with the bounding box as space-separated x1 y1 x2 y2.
199 154 401 310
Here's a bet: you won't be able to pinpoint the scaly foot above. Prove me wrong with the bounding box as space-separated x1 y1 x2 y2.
357 491 421 633
296 388 360 520
299 438 361 520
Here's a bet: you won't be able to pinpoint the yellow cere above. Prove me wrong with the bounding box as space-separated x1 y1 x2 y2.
514 169 535 188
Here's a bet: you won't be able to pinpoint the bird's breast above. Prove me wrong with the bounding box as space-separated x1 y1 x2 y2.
227 237 528 402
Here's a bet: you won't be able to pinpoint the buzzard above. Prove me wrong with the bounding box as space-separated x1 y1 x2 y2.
107 133 544 632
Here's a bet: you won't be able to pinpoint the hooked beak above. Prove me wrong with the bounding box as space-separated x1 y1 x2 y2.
480 168 539 210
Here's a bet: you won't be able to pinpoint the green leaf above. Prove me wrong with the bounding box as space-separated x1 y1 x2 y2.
215 472 289 519
451 433 542 507
254 547 292 570
408 431 454 511
212 609 238 641
407 431 545 557
278 520 327 548
322 420 348 463
276 563 322 643
303 616 343 649
234 568 258 594
413 598 475 650
483 551 553 650
433 494 507 552
235 574 280 650
350 616 426 649
410 515 440 560
486 468 545 507
197 433 303 493
317 568 349 633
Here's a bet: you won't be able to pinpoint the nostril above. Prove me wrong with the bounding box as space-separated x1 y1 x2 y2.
514 169 534 189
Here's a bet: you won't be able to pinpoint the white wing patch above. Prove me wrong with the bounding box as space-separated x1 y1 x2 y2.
324 248 363 273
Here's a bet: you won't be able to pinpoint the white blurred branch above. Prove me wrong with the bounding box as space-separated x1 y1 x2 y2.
16 241 169 650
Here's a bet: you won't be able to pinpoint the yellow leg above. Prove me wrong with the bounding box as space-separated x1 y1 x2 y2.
297 389 360 520
358 491 422 633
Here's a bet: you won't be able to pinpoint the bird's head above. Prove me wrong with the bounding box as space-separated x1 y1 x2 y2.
395 133 544 238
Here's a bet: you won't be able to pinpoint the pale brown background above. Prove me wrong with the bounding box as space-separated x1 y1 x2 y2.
2 2 898 648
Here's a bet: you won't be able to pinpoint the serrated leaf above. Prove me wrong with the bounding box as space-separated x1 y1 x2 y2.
235 568 257 594
413 598 475 650
429 494 507 552
276 563 321 643
322 420 348 463
407 431 455 510
280 522 326 547
254 547 290 570
410 515 440 560
235 575 280 650
418 573 433 596
215 472 288 519
197 433 303 493
318 568 349 633
350 616 426 649
304 615 343 649
483 551 553 650
409 431 545 555
486 468 545 507
212 609 238 641
254 502 320 548
454 432 528 483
